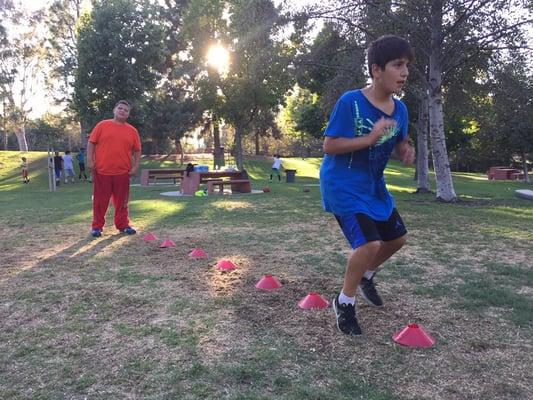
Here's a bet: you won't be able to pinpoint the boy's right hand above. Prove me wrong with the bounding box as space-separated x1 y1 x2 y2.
367 117 396 145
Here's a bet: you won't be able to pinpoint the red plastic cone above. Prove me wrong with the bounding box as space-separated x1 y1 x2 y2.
159 239 176 248
392 324 436 348
142 233 158 241
216 259 237 271
189 248 207 259
298 292 329 309
255 274 282 290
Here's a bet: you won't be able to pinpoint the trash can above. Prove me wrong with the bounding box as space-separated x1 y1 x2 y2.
285 169 296 183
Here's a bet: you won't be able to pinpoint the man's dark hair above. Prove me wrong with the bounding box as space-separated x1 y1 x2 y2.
114 100 131 109
367 35 414 78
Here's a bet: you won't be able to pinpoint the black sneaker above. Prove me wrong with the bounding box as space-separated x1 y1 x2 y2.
332 295 362 335
121 227 136 235
358 275 383 307
91 228 102 238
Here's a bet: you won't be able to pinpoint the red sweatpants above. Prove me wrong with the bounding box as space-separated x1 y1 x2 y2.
92 171 131 230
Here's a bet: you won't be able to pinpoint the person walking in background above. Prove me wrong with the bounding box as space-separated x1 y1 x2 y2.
320 35 415 335
21 156 30 183
62 150 76 183
269 154 282 182
53 151 63 187
77 148 88 180
87 100 141 238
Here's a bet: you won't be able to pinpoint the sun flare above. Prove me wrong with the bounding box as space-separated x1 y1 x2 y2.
206 44 230 74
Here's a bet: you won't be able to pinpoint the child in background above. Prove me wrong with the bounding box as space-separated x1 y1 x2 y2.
77 148 88 180
270 154 282 182
21 156 29 183
53 151 63 186
62 150 76 183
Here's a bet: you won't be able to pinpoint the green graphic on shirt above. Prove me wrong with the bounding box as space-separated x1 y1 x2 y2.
353 100 399 146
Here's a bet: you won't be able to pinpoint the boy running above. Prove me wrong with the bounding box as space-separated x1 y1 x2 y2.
320 35 415 335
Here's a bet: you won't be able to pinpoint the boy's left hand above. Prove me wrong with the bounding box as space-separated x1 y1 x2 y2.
397 141 415 165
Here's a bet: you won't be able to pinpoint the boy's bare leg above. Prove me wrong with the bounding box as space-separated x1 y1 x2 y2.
342 241 381 297
368 235 407 272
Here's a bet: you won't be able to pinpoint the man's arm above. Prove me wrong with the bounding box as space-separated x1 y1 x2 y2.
86 142 96 171
129 151 141 176
395 138 415 166
323 117 396 155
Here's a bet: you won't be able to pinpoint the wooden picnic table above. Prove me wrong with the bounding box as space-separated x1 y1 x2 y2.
488 167 523 180
140 168 186 186
181 170 250 195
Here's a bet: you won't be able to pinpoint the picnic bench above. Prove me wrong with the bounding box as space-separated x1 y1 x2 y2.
140 168 185 186
206 179 252 194
487 166 524 181
181 170 251 195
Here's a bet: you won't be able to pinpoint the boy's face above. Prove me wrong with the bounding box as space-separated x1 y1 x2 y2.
373 57 410 94
113 103 130 122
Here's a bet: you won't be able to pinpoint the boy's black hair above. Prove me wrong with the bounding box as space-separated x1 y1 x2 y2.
367 35 414 78
65 150 71 154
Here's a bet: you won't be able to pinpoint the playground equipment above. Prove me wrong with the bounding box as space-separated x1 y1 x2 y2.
47 147 57 192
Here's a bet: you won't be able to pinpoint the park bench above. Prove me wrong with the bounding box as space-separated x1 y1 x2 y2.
206 179 252 194
140 168 185 186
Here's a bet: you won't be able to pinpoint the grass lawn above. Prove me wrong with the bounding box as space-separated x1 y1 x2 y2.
0 150 532 400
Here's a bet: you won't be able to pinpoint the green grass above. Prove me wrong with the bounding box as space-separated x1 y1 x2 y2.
1 150 532 399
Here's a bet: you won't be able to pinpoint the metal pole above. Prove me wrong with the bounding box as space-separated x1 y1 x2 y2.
48 147 56 192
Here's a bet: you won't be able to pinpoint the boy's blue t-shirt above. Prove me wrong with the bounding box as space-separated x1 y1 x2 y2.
77 152 85 163
319 89 408 220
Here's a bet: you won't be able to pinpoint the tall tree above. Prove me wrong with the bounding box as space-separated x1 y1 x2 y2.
308 0 532 201
491 55 533 183
218 0 296 170
0 7 44 151
73 0 167 135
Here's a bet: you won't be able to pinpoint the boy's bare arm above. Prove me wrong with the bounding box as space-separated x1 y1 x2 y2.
395 138 415 165
323 117 396 155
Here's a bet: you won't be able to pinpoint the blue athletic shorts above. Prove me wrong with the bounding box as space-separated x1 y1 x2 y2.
334 209 407 249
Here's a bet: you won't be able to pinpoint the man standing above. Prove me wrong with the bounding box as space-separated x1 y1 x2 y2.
87 100 141 238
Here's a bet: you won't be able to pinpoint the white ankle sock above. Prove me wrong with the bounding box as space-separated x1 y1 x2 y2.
338 291 356 305
363 270 375 280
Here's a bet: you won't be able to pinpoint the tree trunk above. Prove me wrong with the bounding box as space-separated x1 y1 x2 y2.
522 151 530 183
2 98 7 150
416 94 431 193
175 137 184 164
234 125 244 170
255 131 260 155
429 0 457 202
213 118 225 168
14 126 28 151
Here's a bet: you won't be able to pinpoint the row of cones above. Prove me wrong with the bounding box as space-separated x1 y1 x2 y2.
142 232 435 348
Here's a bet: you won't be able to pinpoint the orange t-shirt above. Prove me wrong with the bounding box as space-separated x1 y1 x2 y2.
89 119 141 175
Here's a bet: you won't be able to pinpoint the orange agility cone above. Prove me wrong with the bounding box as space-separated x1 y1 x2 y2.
255 274 282 290
189 248 207 259
159 239 176 248
392 324 436 348
142 233 158 241
298 292 329 309
216 259 236 271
